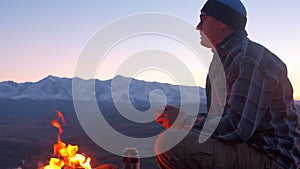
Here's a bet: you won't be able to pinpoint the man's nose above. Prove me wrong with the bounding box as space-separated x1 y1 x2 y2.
196 22 202 31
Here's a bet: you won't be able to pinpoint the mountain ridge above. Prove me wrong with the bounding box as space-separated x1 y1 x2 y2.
0 75 206 107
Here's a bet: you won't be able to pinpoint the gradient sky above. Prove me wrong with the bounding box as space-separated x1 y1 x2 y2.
1 0 300 99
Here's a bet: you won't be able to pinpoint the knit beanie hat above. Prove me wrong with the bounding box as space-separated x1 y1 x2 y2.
201 0 247 30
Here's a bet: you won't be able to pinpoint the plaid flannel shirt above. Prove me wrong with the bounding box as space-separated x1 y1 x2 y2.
193 30 300 169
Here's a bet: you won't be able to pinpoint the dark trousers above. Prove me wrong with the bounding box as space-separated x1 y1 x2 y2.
155 130 284 169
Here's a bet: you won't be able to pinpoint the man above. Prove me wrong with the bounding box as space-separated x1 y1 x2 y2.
155 0 300 168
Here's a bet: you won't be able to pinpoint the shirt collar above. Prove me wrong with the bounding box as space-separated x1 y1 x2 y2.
215 30 248 60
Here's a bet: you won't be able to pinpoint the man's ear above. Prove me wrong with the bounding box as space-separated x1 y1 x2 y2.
219 21 228 30
220 22 235 34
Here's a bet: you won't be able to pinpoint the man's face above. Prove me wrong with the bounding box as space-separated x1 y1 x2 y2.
196 15 224 48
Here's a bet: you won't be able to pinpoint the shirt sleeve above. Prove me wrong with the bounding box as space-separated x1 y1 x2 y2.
194 59 277 143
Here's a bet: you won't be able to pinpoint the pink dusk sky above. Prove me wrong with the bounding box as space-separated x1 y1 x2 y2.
1 0 300 99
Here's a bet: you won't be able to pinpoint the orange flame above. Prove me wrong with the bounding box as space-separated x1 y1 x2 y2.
42 111 92 169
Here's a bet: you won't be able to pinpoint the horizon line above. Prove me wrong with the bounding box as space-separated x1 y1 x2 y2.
0 74 204 88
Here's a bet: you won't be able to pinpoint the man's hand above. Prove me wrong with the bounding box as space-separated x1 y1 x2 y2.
155 105 203 129
155 105 181 129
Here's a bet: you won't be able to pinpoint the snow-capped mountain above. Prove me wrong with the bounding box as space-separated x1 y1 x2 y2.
0 75 206 106
0 75 72 100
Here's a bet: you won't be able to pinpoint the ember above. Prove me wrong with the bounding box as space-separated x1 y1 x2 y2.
42 111 92 169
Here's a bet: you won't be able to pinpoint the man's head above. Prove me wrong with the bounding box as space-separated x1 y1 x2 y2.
196 0 247 48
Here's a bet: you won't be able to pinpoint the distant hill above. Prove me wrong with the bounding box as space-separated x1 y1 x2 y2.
0 75 206 109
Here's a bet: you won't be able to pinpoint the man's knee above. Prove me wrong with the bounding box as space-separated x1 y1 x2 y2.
155 131 216 169
155 129 189 155
155 130 216 155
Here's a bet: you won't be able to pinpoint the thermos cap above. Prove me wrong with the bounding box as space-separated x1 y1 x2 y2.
123 148 140 158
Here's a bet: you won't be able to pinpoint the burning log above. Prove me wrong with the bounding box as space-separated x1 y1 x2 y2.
42 111 92 169
40 111 121 169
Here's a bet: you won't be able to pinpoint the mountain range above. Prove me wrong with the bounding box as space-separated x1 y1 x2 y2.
0 75 206 107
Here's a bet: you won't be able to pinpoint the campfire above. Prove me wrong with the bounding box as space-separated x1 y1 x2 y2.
41 111 92 169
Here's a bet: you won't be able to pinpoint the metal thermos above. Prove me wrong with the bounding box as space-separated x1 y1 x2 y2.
123 148 140 169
